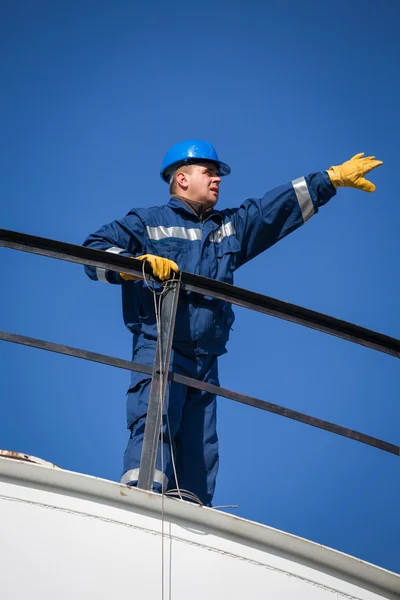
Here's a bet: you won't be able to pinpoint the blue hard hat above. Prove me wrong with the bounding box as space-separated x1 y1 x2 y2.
160 139 231 183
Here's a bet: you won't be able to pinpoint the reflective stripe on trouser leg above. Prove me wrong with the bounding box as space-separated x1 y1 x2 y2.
120 468 168 488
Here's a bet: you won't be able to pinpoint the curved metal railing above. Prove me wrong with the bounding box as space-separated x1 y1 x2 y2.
1 229 399 488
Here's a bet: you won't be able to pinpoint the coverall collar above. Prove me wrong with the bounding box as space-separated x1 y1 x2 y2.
167 196 222 222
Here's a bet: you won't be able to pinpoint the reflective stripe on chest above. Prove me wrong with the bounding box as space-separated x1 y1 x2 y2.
146 225 201 241
146 221 236 243
209 221 236 243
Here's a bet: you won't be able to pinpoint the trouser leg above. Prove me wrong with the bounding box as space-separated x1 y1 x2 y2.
121 348 219 506
121 349 187 492
173 354 219 507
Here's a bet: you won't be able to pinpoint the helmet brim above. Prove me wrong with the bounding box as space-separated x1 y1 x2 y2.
161 159 231 183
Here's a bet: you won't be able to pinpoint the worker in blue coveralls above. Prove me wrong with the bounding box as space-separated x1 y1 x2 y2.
83 141 382 506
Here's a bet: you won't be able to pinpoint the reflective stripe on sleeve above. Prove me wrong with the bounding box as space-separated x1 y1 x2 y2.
292 177 314 222
209 221 236 243
96 246 126 282
146 225 201 241
120 468 168 488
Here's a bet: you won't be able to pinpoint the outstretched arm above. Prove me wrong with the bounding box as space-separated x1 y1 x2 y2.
230 153 382 269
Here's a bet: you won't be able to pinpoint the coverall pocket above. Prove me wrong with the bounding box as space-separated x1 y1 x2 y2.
216 235 241 257
149 238 188 269
216 236 241 283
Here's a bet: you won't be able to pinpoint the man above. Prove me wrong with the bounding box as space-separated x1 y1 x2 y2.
83 140 382 506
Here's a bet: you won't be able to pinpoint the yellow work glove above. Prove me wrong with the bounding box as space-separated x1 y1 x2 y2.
327 153 383 192
120 254 179 282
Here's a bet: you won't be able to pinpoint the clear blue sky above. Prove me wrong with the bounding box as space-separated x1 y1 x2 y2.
1 0 399 573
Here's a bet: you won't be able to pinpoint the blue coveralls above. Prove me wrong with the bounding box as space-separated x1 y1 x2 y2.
83 171 336 505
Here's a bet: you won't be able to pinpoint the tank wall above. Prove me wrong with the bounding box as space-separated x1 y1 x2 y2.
0 470 398 600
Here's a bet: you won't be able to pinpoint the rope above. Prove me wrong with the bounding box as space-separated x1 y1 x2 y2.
143 267 184 501
143 266 235 511
142 264 184 600
165 488 203 505
142 265 234 597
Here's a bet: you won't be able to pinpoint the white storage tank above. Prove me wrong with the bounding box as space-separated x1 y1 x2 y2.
0 452 398 600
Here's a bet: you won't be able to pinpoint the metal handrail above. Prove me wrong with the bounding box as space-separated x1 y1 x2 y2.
1 229 399 473
1 229 399 359
1 330 398 457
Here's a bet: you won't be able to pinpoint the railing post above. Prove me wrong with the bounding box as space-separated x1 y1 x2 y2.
137 278 181 491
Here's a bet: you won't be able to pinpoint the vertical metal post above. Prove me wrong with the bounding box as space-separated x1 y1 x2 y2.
137 279 181 491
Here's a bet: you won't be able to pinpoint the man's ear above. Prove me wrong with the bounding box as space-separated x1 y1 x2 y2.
176 170 189 190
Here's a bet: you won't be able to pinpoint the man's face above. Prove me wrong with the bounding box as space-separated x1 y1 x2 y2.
182 162 222 205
